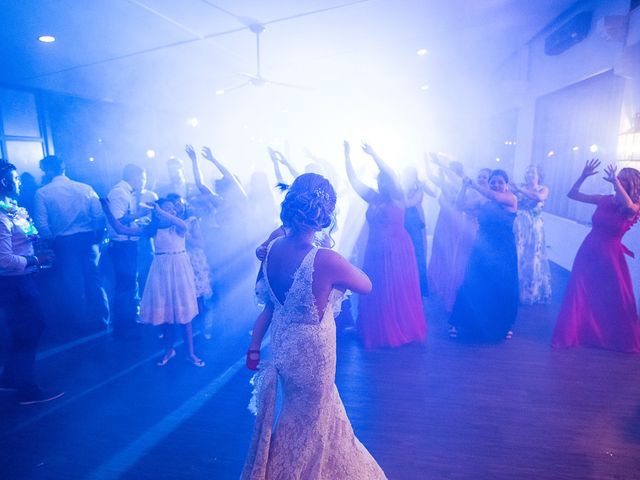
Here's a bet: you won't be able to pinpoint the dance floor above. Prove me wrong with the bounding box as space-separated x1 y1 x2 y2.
1 263 639 479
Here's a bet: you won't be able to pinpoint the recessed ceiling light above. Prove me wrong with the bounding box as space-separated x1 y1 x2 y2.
189 117 199 127
589 144 598 153
146 149 156 159
38 35 56 43
420 84 430 90
417 48 428 56
215 90 225 95
572 145 580 151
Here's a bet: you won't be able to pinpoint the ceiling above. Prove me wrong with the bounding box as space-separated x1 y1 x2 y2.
1 0 579 115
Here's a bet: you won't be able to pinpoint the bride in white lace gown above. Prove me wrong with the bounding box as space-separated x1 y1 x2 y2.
241 173 386 480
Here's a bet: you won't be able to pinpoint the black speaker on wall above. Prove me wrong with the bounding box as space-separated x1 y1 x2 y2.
544 11 593 56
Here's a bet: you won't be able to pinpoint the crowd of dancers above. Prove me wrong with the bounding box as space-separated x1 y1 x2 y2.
1 140 640 476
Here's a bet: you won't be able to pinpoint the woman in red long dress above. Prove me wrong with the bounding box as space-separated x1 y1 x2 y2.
345 141 426 349
552 159 640 353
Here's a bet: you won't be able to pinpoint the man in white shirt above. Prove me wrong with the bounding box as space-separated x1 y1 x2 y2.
107 164 148 339
34 156 109 332
0 162 64 404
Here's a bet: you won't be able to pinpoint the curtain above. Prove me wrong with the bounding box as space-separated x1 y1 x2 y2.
532 70 626 223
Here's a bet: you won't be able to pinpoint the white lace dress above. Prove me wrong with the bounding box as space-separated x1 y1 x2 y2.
241 244 386 480
139 226 198 325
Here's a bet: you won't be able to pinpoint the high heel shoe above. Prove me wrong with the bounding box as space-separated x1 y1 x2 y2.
185 355 205 367
156 349 176 367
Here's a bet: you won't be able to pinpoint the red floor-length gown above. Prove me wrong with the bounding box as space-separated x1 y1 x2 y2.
358 201 426 348
552 195 640 353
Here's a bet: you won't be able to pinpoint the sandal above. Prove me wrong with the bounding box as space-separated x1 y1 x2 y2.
157 349 176 367
186 355 205 368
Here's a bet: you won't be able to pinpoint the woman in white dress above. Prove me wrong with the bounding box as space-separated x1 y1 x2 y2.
242 173 386 480
101 197 203 367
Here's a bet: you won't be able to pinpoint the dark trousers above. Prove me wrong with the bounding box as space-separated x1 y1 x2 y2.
0 274 45 390
109 240 139 336
53 231 109 328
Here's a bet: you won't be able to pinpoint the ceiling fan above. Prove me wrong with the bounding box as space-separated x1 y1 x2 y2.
218 22 313 93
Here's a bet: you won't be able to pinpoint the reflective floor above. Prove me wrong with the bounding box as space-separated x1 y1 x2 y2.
1 264 639 480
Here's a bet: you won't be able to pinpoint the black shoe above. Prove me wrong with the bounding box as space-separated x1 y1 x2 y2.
18 388 65 405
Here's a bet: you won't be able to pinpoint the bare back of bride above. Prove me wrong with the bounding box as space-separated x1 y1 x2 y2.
241 173 386 480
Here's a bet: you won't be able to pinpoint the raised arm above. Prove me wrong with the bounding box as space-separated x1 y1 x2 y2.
604 164 640 215
421 178 437 198
344 141 376 203
361 143 402 190
201 146 247 198
469 182 517 210
274 150 300 179
567 159 604 205
405 183 424 207
185 145 221 206
100 198 145 236
153 204 187 233
268 148 286 185
455 178 471 210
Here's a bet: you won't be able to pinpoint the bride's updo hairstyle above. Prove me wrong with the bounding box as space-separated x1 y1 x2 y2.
280 173 336 233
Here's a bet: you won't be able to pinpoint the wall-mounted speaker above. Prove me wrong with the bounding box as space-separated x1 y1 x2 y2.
545 11 593 56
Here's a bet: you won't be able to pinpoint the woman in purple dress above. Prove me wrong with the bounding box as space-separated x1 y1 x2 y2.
344 141 426 349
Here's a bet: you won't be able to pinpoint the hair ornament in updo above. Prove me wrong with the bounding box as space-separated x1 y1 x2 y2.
313 188 331 202
280 173 336 233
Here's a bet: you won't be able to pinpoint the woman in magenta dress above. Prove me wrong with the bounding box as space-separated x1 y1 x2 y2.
345 141 425 349
552 159 640 353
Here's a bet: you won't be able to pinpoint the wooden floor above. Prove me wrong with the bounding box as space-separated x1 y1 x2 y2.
1 264 640 480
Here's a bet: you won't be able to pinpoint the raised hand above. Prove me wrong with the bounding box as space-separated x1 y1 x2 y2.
429 152 445 167
603 164 617 184
267 147 278 163
581 158 601 178
343 140 351 157
361 142 374 155
185 144 197 161
275 151 288 165
201 146 215 163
